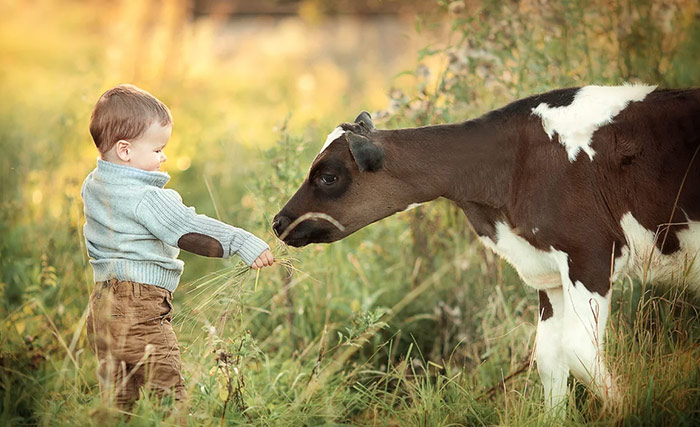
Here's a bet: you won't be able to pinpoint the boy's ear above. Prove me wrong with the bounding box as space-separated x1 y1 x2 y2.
115 140 131 161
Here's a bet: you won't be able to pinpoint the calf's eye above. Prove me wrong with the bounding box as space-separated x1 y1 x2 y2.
319 174 338 185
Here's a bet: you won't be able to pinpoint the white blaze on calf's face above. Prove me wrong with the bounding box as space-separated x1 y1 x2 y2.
319 127 345 154
532 84 656 162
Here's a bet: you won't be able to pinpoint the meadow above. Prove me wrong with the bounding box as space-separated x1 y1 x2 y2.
1 0 700 425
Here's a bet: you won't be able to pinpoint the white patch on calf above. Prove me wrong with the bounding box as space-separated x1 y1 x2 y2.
400 202 424 212
612 244 630 283
535 287 568 409
319 127 345 154
616 212 700 291
564 280 615 400
532 84 656 162
479 221 562 289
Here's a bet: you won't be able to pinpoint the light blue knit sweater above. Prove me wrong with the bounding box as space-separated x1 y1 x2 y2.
81 159 270 292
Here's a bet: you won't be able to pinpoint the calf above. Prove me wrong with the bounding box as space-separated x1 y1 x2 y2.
273 84 700 409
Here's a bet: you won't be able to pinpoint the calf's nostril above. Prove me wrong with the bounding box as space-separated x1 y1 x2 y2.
272 216 290 238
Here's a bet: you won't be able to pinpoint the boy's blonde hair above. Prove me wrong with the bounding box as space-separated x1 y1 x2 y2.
89 84 172 153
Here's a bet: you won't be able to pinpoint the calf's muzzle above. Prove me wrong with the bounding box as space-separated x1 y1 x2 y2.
271 214 291 238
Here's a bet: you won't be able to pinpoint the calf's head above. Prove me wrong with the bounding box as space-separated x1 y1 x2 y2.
273 112 415 247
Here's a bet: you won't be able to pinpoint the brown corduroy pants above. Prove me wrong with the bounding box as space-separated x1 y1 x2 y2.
86 279 186 410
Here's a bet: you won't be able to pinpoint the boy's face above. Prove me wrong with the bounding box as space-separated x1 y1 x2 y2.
127 122 171 171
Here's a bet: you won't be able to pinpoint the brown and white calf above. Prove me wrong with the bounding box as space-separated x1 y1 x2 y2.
272 84 700 408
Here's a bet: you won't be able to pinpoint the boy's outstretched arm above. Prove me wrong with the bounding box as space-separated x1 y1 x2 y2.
135 188 271 267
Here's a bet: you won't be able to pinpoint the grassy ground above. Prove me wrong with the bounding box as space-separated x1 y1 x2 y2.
2 0 700 425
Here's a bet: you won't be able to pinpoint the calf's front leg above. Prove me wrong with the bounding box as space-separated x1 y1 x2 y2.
536 288 569 410
536 252 619 412
560 276 615 401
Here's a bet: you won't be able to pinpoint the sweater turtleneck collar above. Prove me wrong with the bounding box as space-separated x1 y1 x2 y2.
95 159 170 188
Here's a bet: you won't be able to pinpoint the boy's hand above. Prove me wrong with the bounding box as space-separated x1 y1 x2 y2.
251 249 274 270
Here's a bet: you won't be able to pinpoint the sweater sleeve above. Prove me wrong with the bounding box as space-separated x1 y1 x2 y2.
135 188 269 266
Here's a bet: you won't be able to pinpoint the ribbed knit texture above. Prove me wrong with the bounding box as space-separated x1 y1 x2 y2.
81 159 269 292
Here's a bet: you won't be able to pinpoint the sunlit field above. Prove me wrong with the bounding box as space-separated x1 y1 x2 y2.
2 0 700 425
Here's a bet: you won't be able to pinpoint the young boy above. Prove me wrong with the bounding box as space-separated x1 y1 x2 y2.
82 84 274 411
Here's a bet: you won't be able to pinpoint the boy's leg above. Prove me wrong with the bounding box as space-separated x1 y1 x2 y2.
87 280 149 410
87 280 122 403
114 360 145 411
88 281 186 410
144 323 186 403
137 285 187 405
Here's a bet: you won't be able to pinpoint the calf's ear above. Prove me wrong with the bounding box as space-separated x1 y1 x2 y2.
354 111 375 131
345 132 384 172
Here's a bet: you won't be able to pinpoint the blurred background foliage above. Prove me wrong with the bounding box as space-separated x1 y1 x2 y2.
1 0 699 425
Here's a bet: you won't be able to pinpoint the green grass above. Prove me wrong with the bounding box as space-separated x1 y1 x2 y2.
3 182 699 426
